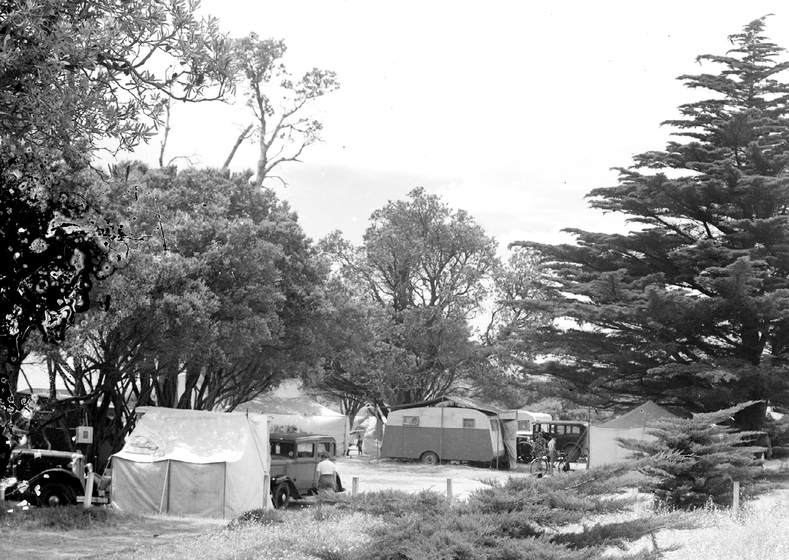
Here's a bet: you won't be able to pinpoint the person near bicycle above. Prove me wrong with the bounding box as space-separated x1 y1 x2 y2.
547 435 558 474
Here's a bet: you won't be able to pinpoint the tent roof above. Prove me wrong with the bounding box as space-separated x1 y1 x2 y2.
598 401 678 429
240 393 345 417
115 406 269 463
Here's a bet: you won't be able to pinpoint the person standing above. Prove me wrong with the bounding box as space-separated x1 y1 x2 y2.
547 435 558 475
356 434 363 456
316 452 338 492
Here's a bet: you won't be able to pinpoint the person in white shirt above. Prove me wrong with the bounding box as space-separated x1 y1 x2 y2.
547 436 558 475
316 452 337 492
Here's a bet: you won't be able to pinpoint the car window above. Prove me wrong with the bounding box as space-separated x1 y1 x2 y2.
297 443 315 458
319 442 334 456
271 442 295 457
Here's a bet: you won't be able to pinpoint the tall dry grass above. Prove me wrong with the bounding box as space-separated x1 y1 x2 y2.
655 491 789 560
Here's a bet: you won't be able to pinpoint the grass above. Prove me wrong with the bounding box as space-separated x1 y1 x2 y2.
0 501 138 531
95 509 380 560
654 490 789 560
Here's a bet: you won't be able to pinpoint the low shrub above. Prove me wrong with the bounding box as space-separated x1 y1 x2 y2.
318 488 449 518
620 404 765 510
226 507 284 529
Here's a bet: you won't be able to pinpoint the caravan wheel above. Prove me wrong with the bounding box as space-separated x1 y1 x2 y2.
420 451 439 465
273 482 291 509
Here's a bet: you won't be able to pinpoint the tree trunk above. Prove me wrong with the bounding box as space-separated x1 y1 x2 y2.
222 124 253 170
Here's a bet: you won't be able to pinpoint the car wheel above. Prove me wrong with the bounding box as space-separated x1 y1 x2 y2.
273 482 291 509
420 451 439 465
39 482 76 507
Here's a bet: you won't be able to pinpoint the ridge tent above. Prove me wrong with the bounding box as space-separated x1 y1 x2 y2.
588 401 678 468
239 392 350 453
110 407 270 518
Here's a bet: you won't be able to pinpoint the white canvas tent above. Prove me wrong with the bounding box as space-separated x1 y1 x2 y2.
111 407 270 518
588 401 678 468
239 392 350 453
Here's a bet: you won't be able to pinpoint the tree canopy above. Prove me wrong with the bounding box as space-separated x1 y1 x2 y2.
514 16 789 428
0 0 233 470
318 188 501 409
27 164 327 466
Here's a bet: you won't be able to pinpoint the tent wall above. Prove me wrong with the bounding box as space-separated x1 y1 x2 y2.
168 462 225 517
111 459 170 515
589 426 656 468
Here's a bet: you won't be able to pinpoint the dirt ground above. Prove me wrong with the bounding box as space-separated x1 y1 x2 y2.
0 456 533 560
334 455 539 500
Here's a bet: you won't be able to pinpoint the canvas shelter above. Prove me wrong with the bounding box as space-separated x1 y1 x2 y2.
110 407 270 518
588 401 678 468
239 392 350 453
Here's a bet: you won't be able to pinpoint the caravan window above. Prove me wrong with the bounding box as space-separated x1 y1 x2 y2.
517 420 531 432
403 416 419 426
462 418 476 429
297 443 315 458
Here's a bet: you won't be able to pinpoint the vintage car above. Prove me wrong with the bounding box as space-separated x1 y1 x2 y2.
269 433 344 508
1 448 110 506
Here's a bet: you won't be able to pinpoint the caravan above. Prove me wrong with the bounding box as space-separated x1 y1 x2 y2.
381 397 511 466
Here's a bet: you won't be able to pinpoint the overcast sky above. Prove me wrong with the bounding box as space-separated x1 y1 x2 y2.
119 1 789 252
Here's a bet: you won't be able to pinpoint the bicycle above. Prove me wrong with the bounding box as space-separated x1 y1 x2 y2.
529 453 571 477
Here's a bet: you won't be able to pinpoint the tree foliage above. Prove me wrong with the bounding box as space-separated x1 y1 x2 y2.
0 0 232 157
621 403 765 509
317 188 500 409
514 17 789 427
0 0 233 469
224 33 339 185
27 165 327 466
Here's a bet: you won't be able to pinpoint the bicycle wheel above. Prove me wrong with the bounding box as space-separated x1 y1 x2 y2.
556 457 571 474
530 457 548 477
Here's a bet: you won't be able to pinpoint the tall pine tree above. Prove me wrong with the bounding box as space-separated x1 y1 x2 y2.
516 17 789 428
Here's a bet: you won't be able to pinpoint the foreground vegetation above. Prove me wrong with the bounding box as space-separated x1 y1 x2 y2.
2 461 788 560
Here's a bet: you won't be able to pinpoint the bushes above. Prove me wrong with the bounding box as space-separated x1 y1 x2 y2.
620 405 765 510
308 467 685 560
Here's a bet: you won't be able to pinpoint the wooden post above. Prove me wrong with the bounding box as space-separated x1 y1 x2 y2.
446 478 453 502
352 477 359 497
83 464 94 509
733 481 740 513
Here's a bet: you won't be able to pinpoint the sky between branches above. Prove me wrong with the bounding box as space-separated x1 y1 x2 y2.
115 1 789 252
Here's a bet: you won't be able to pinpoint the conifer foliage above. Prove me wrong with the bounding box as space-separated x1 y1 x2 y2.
620 404 765 510
516 17 789 426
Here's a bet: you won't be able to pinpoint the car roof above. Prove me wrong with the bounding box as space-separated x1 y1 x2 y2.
269 432 334 442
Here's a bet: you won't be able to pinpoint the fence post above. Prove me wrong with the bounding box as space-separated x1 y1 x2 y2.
446 478 453 503
732 481 740 513
83 463 94 509
352 477 359 497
